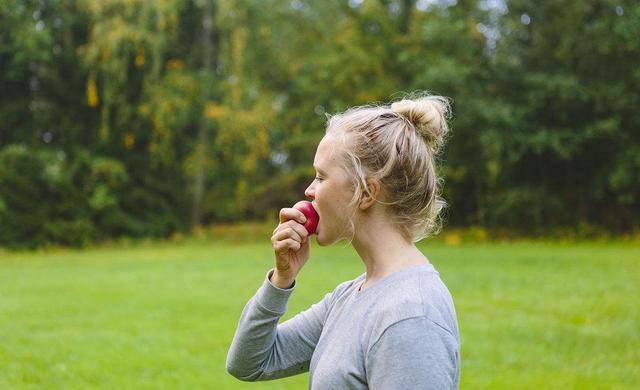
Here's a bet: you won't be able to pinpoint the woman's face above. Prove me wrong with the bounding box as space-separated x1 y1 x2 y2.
304 136 355 246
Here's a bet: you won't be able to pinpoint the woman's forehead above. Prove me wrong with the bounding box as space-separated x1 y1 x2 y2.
315 136 342 171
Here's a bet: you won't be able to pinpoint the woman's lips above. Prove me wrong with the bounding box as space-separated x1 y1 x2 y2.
312 203 319 233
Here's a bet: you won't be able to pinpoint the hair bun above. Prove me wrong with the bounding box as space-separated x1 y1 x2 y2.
391 95 451 151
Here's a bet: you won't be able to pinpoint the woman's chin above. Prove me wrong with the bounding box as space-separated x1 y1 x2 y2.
317 232 343 247
315 230 329 246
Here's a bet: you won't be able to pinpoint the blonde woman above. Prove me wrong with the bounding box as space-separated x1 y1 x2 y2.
227 93 460 389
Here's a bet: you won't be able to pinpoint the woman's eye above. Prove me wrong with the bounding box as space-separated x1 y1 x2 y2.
315 176 323 182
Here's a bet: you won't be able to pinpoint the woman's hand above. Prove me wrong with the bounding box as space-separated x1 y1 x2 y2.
270 207 310 287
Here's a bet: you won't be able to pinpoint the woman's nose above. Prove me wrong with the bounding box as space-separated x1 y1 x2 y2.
305 184 315 200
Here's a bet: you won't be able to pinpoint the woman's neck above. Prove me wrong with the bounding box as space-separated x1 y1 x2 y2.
351 219 429 288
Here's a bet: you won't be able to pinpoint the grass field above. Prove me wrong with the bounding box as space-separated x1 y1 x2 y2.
1 237 638 389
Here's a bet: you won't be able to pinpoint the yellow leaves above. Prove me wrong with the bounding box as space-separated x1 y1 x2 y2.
334 19 358 48
444 232 462 246
260 26 271 38
158 14 166 30
153 117 165 135
138 103 150 115
443 166 467 182
134 47 145 68
236 126 271 175
87 73 99 107
230 26 247 105
166 58 184 70
471 227 488 241
124 133 135 149
255 125 270 159
242 154 257 173
355 91 382 104
442 227 489 245
212 95 276 178
292 124 302 136
204 102 227 120
155 126 167 140
191 224 205 238
101 47 111 61
235 179 248 213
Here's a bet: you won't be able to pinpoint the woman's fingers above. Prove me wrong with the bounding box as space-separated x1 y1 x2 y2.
271 208 312 279
272 220 309 242
279 207 307 225
271 209 310 256
271 226 303 245
273 238 301 253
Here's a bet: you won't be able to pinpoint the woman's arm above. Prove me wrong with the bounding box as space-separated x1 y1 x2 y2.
365 316 460 389
226 268 334 381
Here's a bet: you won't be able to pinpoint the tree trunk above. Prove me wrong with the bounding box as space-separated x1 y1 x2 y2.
191 0 216 228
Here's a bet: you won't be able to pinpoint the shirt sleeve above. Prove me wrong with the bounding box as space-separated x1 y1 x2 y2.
365 316 460 389
226 268 334 382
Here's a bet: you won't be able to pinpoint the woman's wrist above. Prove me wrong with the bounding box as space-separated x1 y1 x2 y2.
270 269 295 289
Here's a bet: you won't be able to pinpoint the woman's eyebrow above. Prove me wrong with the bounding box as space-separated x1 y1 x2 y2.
313 165 327 174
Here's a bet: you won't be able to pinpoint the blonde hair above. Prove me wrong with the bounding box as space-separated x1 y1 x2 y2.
325 91 452 243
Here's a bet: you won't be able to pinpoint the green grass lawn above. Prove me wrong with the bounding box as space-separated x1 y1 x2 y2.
1 238 638 389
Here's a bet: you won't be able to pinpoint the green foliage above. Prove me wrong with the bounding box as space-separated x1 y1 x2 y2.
487 186 567 232
483 0 640 232
0 0 638 247
0 145 93 248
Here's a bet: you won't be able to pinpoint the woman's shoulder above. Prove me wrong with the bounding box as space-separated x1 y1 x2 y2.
365 267 458 342
323 273 366 304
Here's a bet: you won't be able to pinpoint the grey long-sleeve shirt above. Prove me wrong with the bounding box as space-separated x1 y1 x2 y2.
226 263 460 389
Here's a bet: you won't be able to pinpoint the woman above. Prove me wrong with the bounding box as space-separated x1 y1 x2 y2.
226 93 460 389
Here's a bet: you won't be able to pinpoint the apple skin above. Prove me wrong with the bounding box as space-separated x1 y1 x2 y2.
293 200 320 235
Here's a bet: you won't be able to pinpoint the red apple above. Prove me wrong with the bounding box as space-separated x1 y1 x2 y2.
293 200 319 235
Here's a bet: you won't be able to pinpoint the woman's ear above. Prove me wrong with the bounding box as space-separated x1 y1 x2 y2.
358 178 381 210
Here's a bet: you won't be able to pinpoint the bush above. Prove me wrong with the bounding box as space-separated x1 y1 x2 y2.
486 186 566 235
0 145 94 248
